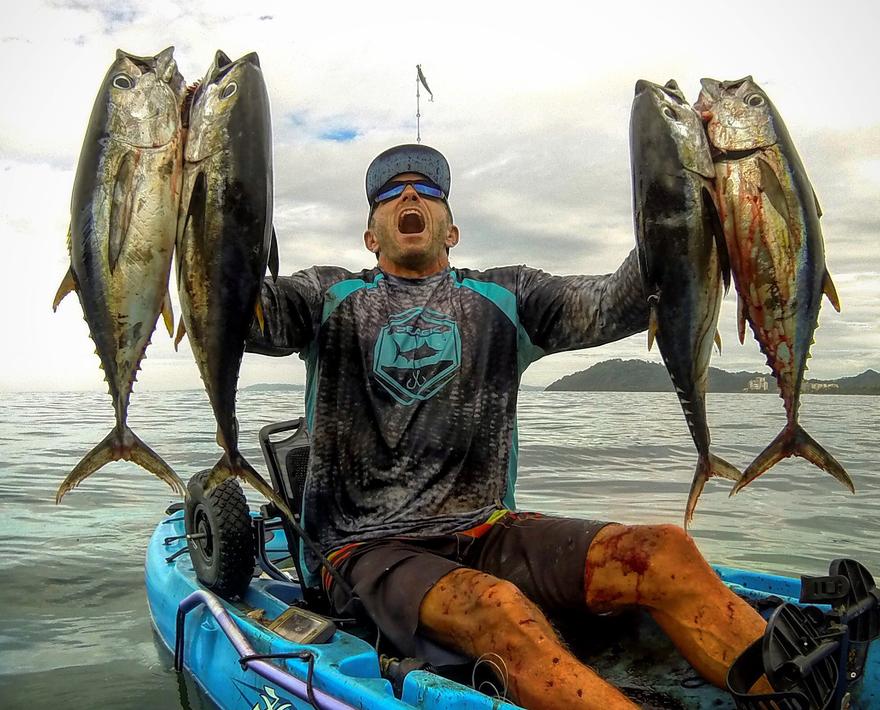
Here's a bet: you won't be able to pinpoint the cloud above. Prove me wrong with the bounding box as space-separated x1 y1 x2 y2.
48 0 140 30
2 0 879 391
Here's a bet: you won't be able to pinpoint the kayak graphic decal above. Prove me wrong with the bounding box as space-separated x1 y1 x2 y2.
250 685 292 710
231 678 293 710
373 307 461 405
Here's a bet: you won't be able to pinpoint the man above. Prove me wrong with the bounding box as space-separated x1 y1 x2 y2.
248 144 767 709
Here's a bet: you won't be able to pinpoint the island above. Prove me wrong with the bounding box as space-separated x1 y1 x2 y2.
545 359 880 395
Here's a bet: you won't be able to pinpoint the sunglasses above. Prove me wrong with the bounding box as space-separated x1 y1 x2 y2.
374 180 446 204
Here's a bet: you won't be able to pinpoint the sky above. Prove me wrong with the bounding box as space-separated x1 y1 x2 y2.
1 0 878 392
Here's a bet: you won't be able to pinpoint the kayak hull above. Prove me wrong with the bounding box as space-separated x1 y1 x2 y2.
146 510 879 709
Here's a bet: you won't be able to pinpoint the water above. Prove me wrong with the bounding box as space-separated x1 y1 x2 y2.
0 389 877 707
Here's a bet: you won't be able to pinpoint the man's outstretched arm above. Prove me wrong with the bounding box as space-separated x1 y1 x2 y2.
517 248 648 354
245 269 324 357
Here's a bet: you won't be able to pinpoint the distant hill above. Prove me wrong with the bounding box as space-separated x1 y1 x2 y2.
246 382 546 393
242 383 305 392
545 360 880 395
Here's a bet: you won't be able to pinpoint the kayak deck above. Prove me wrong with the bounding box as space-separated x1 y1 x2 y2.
146 510 879 709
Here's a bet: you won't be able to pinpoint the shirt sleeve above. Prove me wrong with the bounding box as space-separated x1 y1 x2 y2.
245 267 324 356
516 248 648 354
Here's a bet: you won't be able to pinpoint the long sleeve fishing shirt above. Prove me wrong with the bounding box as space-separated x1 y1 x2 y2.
248 251 648 580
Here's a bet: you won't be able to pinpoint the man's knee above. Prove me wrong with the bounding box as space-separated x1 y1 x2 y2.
422 569 555 649
587 523 711 608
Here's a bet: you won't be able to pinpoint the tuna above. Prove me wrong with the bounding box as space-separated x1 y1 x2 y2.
175 51 284 512
694 76 850 495
53 47 186 502
630 79 742 527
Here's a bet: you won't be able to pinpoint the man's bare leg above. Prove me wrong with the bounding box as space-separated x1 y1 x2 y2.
585 523 767 688
419 568 637 709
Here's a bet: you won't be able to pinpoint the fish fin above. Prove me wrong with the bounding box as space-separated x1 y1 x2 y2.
126 428 186 496
56 425 184 503
663 79 685 102
188 171 208 252
254 300 266 335
737 294 747 344
685 453 742 528
56 429 118 503
109 152 137 273
732 424 853 496
647 303 659 351
214 50 233 69
175 172 207 288
204 453 297 525
823 270 841 312
154 47 177 83
714 330 723 355
173 319 186 350
703 185 731 293
268 226 280 281
812 187 823 218
698 78 723 99
161 291 174 337
757 156 793 230
181 81 201 128
52 267 77 311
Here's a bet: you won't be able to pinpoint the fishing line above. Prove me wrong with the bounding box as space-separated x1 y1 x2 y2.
472 652 509 700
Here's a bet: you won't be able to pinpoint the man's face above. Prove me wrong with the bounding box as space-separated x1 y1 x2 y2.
364 172 459 277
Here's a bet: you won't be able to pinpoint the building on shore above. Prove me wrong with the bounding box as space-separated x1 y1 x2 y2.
745 376 769 392
804 381 840 393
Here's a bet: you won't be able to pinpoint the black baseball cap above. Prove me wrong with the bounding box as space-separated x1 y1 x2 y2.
365 144 451 204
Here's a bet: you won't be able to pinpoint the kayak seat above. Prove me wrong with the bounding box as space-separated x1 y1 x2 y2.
258 417 323 607
259 417 309 522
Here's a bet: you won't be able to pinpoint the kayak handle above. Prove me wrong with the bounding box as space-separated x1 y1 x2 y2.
173 589 356 710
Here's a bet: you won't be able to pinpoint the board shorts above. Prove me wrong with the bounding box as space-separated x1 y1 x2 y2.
325 512 613 664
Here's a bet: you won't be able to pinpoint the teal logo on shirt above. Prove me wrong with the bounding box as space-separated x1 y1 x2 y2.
373 307 461 405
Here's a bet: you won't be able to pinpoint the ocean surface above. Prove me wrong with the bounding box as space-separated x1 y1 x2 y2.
0 389 877 708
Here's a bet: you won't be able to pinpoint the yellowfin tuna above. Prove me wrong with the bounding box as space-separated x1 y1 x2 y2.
53 48 187 502
695 76 849 495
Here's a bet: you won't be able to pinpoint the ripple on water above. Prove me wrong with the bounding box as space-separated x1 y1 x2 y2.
0 389 876 708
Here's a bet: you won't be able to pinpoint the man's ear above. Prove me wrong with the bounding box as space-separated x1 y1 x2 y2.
364 229 380 254
445 224 460 249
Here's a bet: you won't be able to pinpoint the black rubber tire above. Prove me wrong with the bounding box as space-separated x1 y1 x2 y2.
184 470 254 600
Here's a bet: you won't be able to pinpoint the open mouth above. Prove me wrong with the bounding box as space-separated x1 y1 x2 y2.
398 209 426 234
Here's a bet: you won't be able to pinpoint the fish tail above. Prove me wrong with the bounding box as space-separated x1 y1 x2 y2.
791 425 853 492
205 453 296 524
56 425 184 503
126 428 186 496
710 453 742 483
732 424 854 495
685 453 743 528
56 429 118 503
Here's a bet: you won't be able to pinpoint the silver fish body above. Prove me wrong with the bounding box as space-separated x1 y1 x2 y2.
695 76 849 494
176 51 283 510
53 47 186 502
630 79 741 526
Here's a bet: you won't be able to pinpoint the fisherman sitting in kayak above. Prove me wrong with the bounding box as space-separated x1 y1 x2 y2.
247 144 768 709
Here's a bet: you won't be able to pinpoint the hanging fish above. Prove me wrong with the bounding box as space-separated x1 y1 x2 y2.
695 76 850 495
630 78 741 526
53 47 186 502
175 50 285 512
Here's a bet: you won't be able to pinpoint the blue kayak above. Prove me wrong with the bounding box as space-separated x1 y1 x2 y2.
146 506 880 710
147 420 880 709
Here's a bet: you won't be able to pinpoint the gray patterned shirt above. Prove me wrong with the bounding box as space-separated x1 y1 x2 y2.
248 251 647 579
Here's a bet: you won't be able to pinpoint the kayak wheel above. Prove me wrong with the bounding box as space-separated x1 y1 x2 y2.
184 470 254 600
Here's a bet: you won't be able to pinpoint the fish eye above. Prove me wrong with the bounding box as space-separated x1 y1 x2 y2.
745 93 765 107
221 82 237 99
663 106 676 119
112 74 134 90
